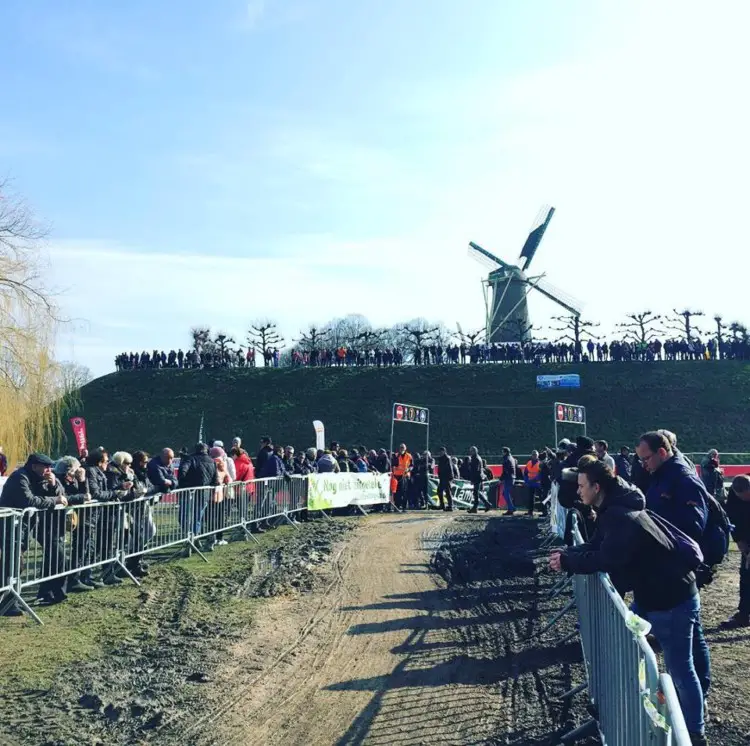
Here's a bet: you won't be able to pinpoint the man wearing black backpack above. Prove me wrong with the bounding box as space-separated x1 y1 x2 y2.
636 431 728 721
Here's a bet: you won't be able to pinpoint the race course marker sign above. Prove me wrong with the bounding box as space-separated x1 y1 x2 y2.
392 403 429 425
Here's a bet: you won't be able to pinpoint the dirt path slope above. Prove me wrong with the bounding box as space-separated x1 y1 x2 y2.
190 513 586 746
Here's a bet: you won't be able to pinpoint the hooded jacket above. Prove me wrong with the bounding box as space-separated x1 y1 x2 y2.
232 452 255 482
645 453 708 542
560 477 698 612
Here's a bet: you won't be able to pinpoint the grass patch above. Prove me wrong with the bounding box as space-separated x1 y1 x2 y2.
0 525 299 690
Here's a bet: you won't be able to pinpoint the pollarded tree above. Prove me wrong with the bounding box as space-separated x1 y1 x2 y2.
616 311 664 345
247 320 284 366
550 314 600 349
667 309 705 342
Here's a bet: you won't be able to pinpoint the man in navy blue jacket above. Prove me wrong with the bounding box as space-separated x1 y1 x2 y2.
636 430 711 711
636 431 708 541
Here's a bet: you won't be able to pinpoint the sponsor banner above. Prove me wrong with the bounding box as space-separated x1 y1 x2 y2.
69 417 88 454
392 402 429 425
313 420 326 452
307 472 391 511
537 374 580 389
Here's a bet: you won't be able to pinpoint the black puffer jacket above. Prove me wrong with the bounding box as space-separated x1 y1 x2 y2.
560 478 697 612
178 453 219 488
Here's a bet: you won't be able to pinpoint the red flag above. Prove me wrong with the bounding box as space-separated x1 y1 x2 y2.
70 417 88 455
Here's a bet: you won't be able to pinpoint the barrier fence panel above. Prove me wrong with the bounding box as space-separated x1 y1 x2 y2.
0 511 19 613
125 492 190 560
18 502 125 595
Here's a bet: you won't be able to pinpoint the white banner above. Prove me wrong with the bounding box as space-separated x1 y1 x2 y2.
307 472 390 511
313 420 326 452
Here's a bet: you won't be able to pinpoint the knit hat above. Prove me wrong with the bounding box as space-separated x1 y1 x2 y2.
209 446 225 459
576 436 595 451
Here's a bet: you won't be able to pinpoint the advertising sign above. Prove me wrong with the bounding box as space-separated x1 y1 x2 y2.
555 402 586 424
313 420 326 451
536 374 580 389
307 472 391 511
69 417 88 454
392 403 429 425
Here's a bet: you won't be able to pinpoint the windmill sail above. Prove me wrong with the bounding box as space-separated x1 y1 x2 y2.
468 242 510 270
531 275 583 316
519 206 555 271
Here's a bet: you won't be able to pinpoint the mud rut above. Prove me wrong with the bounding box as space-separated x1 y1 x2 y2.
186 513 589 746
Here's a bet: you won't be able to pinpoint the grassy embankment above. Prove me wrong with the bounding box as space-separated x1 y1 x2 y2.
69 361 750 457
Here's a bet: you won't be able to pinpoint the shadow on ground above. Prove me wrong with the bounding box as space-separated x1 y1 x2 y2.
328 516 595 746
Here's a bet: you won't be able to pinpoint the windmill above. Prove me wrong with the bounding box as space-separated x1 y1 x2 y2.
468 206 583 343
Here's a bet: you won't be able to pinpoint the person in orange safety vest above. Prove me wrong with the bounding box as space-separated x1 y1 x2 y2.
524 450 542 516
391 443 413 512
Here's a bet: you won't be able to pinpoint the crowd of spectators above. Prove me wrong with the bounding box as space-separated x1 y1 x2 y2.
114 335 750 372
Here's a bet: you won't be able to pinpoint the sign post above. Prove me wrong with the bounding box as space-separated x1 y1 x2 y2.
553 401 586 447
389 402 430 459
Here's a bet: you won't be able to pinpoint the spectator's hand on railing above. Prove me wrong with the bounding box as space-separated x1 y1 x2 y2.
549 551 563 572
56 495 68 508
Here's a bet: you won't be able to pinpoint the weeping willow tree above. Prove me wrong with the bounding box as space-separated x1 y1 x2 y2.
0 178 69 468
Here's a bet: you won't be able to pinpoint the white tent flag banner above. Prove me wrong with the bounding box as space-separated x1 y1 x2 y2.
312 420 326 452
307 472 390 511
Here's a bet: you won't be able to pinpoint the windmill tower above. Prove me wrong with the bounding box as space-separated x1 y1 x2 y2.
468 206 582 343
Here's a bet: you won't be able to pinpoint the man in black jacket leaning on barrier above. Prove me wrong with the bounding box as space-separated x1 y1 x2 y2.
0 453 68 615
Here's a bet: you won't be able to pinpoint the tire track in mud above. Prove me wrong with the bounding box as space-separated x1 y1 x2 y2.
201 514 593 746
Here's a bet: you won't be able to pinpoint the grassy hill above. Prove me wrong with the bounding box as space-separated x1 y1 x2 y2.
66 361 750 459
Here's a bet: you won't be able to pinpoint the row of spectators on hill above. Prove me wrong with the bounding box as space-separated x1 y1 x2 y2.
114 336 750 371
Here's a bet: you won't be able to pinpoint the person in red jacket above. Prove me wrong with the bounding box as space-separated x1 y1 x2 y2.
231 446 255 482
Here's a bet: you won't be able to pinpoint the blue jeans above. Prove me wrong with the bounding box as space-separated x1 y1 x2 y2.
645 594 710 734
502 482 515 510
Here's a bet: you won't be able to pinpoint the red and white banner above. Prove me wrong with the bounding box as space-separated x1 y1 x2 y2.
69 417 88 455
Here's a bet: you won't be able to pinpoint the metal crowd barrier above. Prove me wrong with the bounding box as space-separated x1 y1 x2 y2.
0 476 311 625
543 487 691 745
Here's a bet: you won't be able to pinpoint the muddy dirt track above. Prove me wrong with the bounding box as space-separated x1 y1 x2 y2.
181 513 589 746
0 512 607 746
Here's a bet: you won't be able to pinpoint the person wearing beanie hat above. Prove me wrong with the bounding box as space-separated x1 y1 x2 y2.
210 444 236 481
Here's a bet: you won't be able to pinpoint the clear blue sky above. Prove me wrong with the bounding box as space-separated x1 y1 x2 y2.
2 1 748 375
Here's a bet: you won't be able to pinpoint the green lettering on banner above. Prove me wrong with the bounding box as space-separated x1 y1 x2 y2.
307 473 391 510
307 476 335 511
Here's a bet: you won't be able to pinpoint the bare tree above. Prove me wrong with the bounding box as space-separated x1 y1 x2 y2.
0 177 55 316
190 327 213 354
296 324 330 352
550 315 600 350
455 325 485 346
247 320 284 366
616 311 664 345
400 319 439 362
326 314 372 348
354 328 386 348
58 361 94 395
667 309 705 342
730 321 748 343
213 332 235 359
0 179 66 464
500 316 538 343
714 315 727 359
